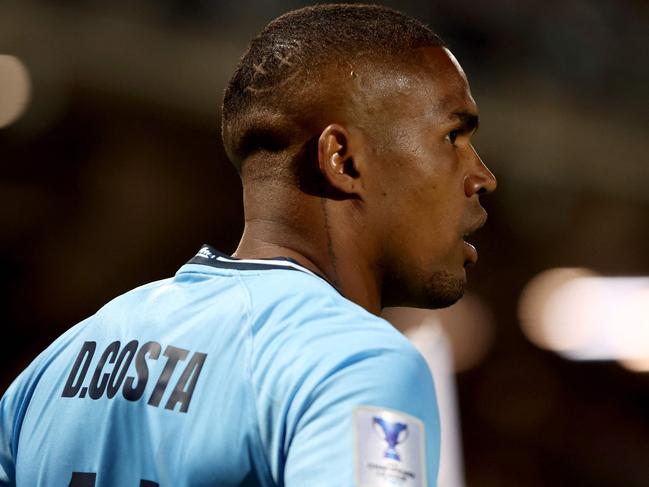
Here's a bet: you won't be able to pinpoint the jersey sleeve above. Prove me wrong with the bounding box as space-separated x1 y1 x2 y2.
283 343 440 487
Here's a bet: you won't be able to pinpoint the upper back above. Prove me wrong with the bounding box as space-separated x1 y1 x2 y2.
4 249 263 486
1 246 439 487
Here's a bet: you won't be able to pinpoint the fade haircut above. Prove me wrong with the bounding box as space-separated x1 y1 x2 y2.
221 4 444 174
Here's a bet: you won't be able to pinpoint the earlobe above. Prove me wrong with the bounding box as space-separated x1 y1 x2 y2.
317 124 362 196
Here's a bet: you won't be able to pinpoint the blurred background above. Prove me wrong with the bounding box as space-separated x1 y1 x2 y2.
1 0 648 485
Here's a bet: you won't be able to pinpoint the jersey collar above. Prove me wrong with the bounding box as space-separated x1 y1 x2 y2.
187 244 325 280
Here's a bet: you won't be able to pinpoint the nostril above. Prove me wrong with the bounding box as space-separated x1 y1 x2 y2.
464 175 489 197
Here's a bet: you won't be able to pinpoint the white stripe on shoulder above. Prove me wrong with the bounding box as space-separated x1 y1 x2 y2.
215 255 318 278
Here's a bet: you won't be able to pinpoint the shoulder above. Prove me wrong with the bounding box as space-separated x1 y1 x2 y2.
240 273 441 486
241 269 432 397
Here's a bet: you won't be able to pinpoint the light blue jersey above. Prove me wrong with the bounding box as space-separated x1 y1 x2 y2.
0 245 440 487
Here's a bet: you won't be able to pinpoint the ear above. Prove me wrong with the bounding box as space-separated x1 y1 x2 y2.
317 124 363 196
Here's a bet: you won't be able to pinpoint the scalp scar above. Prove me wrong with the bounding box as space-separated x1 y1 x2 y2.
273 51 293 67
252 58 268 77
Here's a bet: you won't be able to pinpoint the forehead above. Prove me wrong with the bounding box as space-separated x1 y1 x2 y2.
418 47 476 114
351 47 477 125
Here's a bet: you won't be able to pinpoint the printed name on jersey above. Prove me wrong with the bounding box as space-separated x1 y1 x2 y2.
61 340 207 413
353 406 426 487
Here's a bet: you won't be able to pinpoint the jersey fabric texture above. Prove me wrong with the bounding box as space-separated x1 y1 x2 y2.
0 245 441 487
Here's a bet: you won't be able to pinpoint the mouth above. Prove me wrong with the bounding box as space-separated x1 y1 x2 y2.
462 211 488 268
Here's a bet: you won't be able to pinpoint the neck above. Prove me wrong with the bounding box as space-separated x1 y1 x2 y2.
233 199 383 315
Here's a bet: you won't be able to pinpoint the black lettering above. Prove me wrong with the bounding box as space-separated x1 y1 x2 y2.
68 471 157 486
147 345 188 407
123 341 161 401
69 472 96 487
62 342 96 398
106 340 138 399
88 341 120 400
165 352 207 413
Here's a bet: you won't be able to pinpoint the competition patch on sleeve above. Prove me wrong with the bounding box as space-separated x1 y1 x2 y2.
353 406 426 487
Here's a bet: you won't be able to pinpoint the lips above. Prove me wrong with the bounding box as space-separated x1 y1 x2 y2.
463 240 478 267
462 210 488 267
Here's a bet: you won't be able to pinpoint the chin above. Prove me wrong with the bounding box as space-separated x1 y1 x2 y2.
421 270 466 309
383 270 466 310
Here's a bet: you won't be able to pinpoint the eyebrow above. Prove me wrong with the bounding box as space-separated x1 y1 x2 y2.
451 111 480 132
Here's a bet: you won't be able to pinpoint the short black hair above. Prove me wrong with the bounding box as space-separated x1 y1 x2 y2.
222 3 444 173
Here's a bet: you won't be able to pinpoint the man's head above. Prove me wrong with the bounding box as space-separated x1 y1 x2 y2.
222 4 444 174
222 4 496 310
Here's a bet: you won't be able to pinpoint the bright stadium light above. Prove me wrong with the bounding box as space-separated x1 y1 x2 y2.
519 269 649 371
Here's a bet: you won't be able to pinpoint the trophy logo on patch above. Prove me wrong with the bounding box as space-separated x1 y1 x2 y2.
372 416 409 461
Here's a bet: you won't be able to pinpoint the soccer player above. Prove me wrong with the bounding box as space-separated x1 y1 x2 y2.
0 4 496 487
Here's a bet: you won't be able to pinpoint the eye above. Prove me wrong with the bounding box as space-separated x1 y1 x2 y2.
446 129 460 145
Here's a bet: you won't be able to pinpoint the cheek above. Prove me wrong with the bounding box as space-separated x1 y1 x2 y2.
368 138 461 240
399 180 465 257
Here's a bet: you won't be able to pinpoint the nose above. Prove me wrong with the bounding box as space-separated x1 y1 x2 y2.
464 146 497 197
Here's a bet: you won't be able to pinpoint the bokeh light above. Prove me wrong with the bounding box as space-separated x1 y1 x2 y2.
0 54 31 128
520 269 649 370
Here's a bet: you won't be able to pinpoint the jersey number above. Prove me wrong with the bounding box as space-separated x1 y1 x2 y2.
69 472 159 486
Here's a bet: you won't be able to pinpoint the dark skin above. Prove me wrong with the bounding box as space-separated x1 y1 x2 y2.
233 46 497 315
